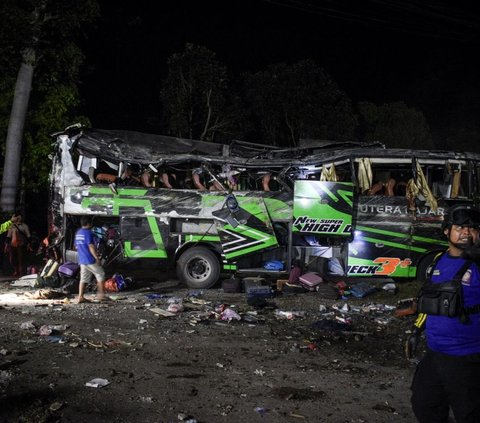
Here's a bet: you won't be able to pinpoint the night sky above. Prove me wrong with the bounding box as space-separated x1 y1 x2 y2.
81 0 480 146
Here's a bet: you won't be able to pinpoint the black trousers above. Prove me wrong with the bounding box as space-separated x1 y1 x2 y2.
411 349 480 423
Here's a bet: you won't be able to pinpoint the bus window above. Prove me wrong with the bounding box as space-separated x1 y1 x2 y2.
430 165 451 199
363 163 411 197
335 163 352 182
451 164 469 198
429 162 469 199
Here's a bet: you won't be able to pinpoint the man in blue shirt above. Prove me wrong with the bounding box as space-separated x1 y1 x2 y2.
74 216 107 303
410 203 480 423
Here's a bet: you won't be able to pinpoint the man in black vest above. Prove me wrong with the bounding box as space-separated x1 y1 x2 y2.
408 203 480 423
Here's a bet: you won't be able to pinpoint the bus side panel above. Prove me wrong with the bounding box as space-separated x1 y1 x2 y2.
120 216 170 259
66 186 205 216
348 197 414 277
66 186 208 261
348 197 447 277
67 186 281 263
263 192 293 221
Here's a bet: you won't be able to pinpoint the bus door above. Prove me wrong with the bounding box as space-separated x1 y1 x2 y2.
292 181 354 270
292 180 354 236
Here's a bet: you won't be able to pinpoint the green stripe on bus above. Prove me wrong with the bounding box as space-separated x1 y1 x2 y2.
89 187 148 196
223 264 237 270
357 225 409 239
357 225 448 246
186 235 221 242
360 236 427 253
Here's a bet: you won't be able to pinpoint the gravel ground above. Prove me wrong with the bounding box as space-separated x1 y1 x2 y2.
0 275 422 423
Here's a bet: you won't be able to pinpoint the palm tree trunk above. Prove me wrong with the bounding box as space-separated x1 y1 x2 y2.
0 53 34 212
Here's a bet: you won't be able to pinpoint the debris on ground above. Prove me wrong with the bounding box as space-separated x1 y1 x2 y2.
0 275 420 422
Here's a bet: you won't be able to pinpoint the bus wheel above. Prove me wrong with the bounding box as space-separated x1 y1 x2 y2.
416 252 440 283
177 247 220 289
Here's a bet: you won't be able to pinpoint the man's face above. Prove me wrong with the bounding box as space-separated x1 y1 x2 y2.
445 224 480 253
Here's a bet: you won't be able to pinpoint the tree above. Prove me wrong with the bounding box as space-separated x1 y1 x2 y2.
160 44 231 141
242 60 357 147
357 101 433 149
0 0 99 212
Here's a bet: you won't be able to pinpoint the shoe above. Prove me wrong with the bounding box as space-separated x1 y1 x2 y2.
109 182 118 195
88 167 96 183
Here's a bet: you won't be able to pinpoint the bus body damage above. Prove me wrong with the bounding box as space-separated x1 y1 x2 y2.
49 125 480 288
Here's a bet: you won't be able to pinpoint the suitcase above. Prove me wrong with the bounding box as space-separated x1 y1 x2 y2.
246 285 274 298
222 277 242 293
298 272 323 291
58 262 80 278
242 277 266 292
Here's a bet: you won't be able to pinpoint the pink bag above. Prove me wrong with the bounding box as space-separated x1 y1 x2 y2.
299 272 323 291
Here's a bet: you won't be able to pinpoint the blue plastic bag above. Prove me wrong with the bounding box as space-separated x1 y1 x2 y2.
264 260 284 271
113 274 126 291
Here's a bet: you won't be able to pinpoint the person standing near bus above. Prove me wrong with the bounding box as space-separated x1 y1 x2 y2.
1 214 19 274
407 203 480 423
6 213 31 277
74 216 107 303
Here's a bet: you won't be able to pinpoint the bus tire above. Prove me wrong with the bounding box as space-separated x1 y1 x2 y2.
176 246 220 289
416 252 440 283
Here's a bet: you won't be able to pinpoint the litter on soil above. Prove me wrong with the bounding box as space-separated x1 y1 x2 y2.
0 275 422 422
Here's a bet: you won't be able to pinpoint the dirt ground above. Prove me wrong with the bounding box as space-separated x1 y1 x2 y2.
0 273 423 423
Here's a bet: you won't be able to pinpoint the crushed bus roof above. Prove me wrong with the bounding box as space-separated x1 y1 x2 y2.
57 126 480 169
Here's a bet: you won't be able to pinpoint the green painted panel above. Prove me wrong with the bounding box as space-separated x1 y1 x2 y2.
293 181 353 236
81 191 167 259
347 256 414 277
213 196 278 260
264 198 292 220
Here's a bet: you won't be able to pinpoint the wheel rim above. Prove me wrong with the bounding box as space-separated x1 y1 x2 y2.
187 257 211 281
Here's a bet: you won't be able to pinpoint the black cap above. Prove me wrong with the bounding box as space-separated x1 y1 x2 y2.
442 204 480 229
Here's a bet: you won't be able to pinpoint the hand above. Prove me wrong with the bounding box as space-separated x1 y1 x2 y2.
405 328 421 360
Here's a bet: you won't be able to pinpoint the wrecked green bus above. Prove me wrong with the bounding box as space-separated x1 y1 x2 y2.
49 126 480 288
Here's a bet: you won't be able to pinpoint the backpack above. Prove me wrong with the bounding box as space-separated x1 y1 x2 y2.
58 262 80 278
417 254 480 323
114 274 127 291
104 274 127 292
